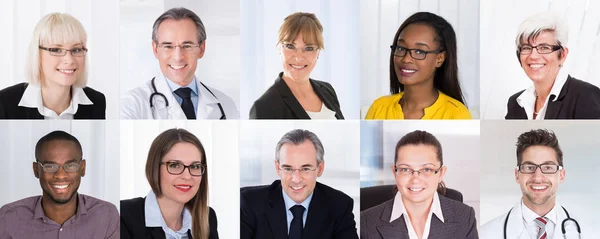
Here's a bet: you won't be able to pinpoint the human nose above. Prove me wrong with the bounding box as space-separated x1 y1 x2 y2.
400 51 414 63
290 170 303 183
53 166 69 179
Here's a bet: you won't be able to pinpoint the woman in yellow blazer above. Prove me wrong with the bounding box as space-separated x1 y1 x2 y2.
366 12 470 120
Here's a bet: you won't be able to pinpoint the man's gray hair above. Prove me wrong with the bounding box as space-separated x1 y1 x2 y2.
152 7 207 44
275 129 324 164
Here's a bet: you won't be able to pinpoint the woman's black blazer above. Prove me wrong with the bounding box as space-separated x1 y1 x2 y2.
120 197 219 239
0 82 106 119
249 72 344 119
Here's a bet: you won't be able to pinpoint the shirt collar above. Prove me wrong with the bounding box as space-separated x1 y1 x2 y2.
390 191 444 223
165 76 199 97
34 194 87 221
18 83 93 117
516 69 569 107
520 200 559 225
144 191 192 234
282 187 313 211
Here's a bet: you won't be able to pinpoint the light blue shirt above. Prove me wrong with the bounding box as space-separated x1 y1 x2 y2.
165 76 199 114
144 191 192 239
282 188 313 235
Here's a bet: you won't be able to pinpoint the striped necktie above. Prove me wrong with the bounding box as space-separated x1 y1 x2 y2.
535 217 548 239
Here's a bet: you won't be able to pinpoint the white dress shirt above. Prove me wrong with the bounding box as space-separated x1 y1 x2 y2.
144 191 192 239
17 83 93 119
516 70 568 120
521 200 557 238
305 103 337 119
390 192 444 239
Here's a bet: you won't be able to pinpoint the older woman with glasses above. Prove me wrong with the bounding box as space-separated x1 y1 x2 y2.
361 130 477 239
249 12 344 119
505 12 600 119
0 12 105 119
121 128 219 239
365 12 470 120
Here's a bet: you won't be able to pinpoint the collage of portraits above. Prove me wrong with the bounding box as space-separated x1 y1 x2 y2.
0 0 599 238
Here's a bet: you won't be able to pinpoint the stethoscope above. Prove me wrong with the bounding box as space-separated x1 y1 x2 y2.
503 206 581 239
149 77 226 119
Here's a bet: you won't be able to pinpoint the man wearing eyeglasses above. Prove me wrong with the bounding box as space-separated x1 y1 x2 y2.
0 130 119 239
480 129 582 238
505 11 600 119
120 7 239 120
240 129 359 239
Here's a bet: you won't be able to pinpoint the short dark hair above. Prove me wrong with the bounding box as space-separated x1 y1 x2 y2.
394 130 446 195
152 7 207 44
35 130 82 161
516 129 563 166
389 12 466 106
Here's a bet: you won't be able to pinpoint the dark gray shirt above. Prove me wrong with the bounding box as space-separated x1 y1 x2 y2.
0 194 119 239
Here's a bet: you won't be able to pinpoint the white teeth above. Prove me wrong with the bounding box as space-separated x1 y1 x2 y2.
529 64 544 69
532 185 547 190
408 188 424 192
53 184 69 189
291 65 305 69
58 69 75 73
291 186 304 190
175 185 191 189
170 65 185 69
402 69 416 73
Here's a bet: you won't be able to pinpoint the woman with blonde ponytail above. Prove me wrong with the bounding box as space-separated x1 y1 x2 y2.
121 128 219 239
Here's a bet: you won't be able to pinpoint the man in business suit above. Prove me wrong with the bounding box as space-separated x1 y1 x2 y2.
240 129 358 239
505 11 600 119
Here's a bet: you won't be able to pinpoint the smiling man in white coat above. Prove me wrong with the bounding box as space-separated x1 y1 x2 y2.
121 7 239 119
480 129 584 239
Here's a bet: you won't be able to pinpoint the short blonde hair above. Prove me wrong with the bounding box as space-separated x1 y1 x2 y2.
26 13 88 87
278 12 324 49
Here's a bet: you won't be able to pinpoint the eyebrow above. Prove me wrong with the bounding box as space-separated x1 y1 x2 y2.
280 163 315 168
164 159 202 164
396 163 437 167
38 159 80 164
522 161 558 165
159 41 197 45
397 39 431 49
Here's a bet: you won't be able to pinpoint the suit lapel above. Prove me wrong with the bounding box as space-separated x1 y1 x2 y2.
310 81 341 119
266 182 289 239
429 196 462 238
148 227 166 239
545 76 572 119
274 76 311 119
23 107 43 119
303 184 329 239
375 199 409 238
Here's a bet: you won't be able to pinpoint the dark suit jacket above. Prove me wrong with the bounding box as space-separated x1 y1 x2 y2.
240 180 358 239
360 196 478 239
120 197 219 239
505 75 600 119
249 72 345 119
0 83 106 119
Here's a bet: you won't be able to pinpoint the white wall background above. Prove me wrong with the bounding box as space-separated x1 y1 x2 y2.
480 0 600 119
119 0 241 112
240 0 361 119
480 121 599 236
239 121 361 228
0 0 120 119
360 120 481 225
119 120 239 239
0 120 120 211
360 0 480 118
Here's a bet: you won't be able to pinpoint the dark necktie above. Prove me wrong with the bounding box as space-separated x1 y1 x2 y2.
174 87 196 119
289 205 305 239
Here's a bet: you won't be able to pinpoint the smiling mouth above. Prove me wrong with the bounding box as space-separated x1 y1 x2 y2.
528 63 545 69
290 64 307 69
57 69 76 74
51 183 70 192
175 184 192 192
290 185 305 191
169 64 187 70
529 184 549 192
408 187 424 192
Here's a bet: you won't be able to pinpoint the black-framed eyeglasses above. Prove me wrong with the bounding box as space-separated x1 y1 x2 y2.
394 165 442 177
518 44 562 55
517 163 562 174
36 160 82 173
161 161 205 176
39 46 88 57
390 45 444 60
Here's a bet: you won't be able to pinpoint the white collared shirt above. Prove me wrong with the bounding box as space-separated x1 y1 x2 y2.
521 200 557 239
144 191 192 239
281 187 313 234
516 70 569 120
390 192 444 239
305 103 336 119
17 83 93 119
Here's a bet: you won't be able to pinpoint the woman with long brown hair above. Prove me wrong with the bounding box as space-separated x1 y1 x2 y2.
121 128 218 239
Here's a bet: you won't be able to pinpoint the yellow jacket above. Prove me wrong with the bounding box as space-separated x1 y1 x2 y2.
365 91 471 119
